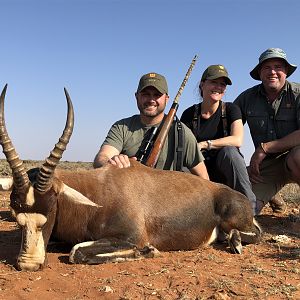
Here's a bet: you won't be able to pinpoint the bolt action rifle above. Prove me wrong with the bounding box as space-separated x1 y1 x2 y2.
140 55 198 168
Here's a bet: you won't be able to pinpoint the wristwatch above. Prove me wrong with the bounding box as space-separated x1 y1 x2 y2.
207 140 212 150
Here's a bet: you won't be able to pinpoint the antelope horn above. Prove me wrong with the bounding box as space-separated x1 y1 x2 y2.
0 84 29 191
35 88 74 193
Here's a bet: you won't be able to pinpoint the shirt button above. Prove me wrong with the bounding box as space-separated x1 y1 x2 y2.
270 115 274 119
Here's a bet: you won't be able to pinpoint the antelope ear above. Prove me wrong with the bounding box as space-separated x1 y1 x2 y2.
61 183 101 208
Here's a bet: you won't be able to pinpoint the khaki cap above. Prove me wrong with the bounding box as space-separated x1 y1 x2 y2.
201 65 232 85
137 72 168 94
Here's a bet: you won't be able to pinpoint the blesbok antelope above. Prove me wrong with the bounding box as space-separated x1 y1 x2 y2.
0 85 261 272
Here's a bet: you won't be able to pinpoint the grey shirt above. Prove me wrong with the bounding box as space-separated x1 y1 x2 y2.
102 114 204 170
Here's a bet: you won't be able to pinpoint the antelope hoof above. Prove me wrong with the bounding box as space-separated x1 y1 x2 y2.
228 229 242 254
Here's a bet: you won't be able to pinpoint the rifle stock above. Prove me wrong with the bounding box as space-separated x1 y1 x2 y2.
145 55 198 168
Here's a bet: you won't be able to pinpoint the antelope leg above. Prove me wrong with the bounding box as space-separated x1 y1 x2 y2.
69 238 160 264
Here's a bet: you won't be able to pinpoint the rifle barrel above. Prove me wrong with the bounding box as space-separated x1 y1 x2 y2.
145 55 198 168
174 55 198 104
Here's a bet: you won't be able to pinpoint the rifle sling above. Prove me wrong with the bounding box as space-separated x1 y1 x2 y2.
135 117 184 171
174 117 185 171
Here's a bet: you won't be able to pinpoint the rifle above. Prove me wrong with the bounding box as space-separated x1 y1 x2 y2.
144 55 198 168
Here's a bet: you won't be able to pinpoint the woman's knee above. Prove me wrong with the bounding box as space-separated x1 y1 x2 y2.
218 146 242 161
216 147 246 172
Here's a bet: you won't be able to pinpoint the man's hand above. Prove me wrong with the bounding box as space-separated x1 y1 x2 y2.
248 145 267 183
94 145 138 169
108 154 137 168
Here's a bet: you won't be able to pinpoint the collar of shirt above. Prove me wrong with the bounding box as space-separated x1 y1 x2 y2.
258 82 288 114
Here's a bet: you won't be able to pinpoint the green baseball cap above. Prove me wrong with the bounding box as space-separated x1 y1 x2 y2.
250 48 297 80
201 65 232 85
137 72 168 94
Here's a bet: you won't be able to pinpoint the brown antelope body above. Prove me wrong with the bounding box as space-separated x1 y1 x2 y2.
0 85 261 271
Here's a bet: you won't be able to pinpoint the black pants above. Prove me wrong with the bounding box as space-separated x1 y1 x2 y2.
203 146 256 213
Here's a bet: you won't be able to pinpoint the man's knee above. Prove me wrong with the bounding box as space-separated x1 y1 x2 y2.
286 147 300 183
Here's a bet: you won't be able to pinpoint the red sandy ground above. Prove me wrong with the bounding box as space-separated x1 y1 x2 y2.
0 190 299 300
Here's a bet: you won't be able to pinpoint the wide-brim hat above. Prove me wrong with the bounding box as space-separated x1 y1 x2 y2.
137 72 168 94
201 65 232 85
250 48 297 80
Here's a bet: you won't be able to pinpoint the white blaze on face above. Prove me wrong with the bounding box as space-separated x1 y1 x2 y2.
25 186 35 206
16 212 47 271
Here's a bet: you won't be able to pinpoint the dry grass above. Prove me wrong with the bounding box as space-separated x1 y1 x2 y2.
0 159 93 176
0 159 298 205
280 183 300 203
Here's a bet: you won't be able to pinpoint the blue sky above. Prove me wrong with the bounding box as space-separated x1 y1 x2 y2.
1 0 299 164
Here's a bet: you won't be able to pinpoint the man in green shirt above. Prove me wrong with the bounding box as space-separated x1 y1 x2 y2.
234 48 300 214
94 72 209 179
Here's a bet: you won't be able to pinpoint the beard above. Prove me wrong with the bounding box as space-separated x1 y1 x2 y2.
137 101 166 118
